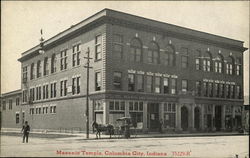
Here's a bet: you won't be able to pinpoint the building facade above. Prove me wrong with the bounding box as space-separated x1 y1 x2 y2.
1 9 247 132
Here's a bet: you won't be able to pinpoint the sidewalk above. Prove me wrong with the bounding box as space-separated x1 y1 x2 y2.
1 128 248 140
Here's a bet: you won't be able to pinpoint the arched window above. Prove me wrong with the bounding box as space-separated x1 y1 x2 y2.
226 56 234 75
130 38 142 62
236 58 242 76
214 54 224 73
37 60 41 78
148 42 160 64
203 51 212 72
165 45 175 66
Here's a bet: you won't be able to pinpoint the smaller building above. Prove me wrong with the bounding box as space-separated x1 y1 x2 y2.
0 89 22 129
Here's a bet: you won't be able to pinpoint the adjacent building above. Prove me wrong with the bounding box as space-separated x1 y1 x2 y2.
1 9 248 132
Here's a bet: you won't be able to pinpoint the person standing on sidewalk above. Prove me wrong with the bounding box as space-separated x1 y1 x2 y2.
21 121 30 143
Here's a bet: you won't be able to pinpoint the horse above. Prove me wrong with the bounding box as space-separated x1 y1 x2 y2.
92 121 114 139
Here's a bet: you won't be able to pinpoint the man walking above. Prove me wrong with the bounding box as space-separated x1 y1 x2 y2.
21 121 30 143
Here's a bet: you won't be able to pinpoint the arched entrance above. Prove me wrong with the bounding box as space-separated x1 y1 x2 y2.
194 107 200 130
181 106 188 131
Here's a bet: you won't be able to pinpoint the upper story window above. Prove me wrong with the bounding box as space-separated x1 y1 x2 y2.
137 74 144 92
171 78 177 95
37 60 41 78
72 44 81 67
236 58 242 76
215 83 219 97
42 84 49 99
163 77 169 94
113 72 122 90
2 101 6 110
214 54 224 73
226 84 231 98
231 85 235 99
146 76 153 93
128 74 135 91
226 56 234 75
95 35 102 61
181 48 188 69
44 57 49 76
72 76 80 95
195 81 202 96
50 82 57 98
113 34 123 59
30 63 35 80
30 88 35 102
181 80 188 92
51 54 57 74
60 49 68 71
203 51 212 72
208 82 213 97
60 80 68 96
9 99 12 110
154 77 161 93
203 82 208 97
22 66 28 83
195 50 202 70
129 38 142 63
165 45 175 66
220 84 225 98
16 97 20 106
95 72 101 91
148 42 160 64
36 86 42 100
22 90 28 103
236 85 242 99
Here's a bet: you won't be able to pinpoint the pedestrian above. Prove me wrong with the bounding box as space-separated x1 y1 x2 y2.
21 121 30 143
159 119 163 133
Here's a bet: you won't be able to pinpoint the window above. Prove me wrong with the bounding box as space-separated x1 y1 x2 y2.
208 82 213 97
203 52 212 72
43 84 49 99
231 85 235 99
181 80 188 92
72 76 81 95
146 76 153 93
171 78 177 95
130 38 142 62
50 106 56 114
95 72 101 91
22 90 28 103
165 45 175 66
95 35 102 60
137 74 144 92
16 98 20 106
50 82 57 98
128 74 135 91
129 101 143 127
2 101 6 110
163 103 176 128
60 80 68 96
30 63 35 80
29 88 35 102
113 34 123 59
148 42 160 64
236 85 242 99
73 44 81 67
215 54 223 73
51 54 57 73
195 81 201 96
155 77 161 93
181 48 188 68
37 60 41 78
163 78 169 94
36 86 42 100
9 99 12 110
220 84 225 98
195 50 201 70
16 113 20 124
113 72 122 90
226 56 234 75
236 58 242 76
60 49 68 70
44 57 49 76
203 82 208 97
22 66 28 83
215 83 219 97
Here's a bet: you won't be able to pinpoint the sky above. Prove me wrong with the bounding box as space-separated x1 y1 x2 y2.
1 1 249 99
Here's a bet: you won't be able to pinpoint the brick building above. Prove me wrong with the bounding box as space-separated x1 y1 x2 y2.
1 9 248 132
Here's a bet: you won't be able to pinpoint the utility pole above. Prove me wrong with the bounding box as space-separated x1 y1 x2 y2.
84 47 92 139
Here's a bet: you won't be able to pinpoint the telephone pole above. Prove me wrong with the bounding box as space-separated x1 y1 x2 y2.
84 47 92 139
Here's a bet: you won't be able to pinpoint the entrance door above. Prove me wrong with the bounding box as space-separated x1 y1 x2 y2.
215 106 222 131
181 106 188 131
194 107 200 130
147 103 159 131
